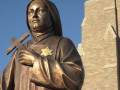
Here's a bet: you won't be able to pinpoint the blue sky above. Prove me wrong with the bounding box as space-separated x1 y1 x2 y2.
0 0 86 75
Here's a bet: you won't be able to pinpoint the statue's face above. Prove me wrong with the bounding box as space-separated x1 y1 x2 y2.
28 1 52 32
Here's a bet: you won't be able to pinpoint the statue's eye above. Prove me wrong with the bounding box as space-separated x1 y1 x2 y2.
28 9 34 15
38 8 45 13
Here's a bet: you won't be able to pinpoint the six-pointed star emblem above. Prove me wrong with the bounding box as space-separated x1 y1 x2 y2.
41 47 53 56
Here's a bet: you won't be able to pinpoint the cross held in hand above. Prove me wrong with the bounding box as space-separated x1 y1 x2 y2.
5 33 30 55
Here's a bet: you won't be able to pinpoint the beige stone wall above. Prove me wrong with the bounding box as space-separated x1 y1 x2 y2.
78 0 120 90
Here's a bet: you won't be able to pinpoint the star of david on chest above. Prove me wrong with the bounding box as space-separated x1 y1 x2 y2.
29 45 53 57
41 47 53 56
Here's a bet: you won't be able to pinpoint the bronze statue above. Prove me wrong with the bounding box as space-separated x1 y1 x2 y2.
0 0 84 90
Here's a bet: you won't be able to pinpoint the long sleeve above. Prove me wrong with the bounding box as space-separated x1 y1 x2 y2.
0 52 16 90
31 38 84 90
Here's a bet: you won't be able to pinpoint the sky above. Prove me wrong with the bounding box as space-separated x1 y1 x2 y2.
0 0 86 75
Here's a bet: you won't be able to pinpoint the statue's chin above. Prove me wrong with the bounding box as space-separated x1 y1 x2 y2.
32 26 44 32
31 23 50 32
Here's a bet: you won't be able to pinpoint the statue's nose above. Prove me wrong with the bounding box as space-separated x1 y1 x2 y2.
33 10 38 18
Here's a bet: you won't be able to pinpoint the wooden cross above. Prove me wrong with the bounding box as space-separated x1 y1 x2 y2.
5 33 30 55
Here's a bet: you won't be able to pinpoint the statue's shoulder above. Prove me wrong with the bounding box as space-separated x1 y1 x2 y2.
51 35 73 43
60 37 74 46
57 36 76 49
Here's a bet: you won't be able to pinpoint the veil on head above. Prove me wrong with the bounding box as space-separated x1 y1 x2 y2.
26 0 63 36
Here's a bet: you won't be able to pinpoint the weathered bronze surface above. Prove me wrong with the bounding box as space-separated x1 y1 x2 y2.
0 0 84 90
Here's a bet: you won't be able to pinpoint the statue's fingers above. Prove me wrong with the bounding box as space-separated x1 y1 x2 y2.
19 51 30 56
22 50 32 55
19 55 29 60
20 59 33 65
19 57 30 64
18 51 26 55
20 60 27 64
19 54 29 60
19 54 34 61
19 53 26 58
19 56 25 61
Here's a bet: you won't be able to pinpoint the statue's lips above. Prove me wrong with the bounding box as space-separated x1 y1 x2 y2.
32 20 40 23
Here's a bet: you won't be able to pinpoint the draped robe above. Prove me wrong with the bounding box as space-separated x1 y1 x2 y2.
0 33 84 90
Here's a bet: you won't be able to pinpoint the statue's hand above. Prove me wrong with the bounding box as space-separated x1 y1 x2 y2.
18 49 40 66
